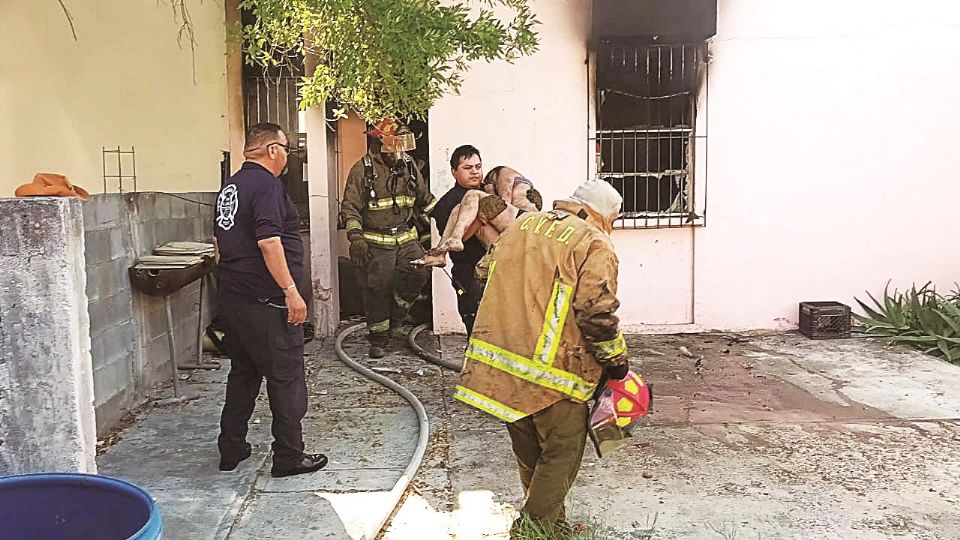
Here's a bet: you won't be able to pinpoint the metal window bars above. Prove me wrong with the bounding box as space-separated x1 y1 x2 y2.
243 75 302 139
595 41 708 229
242 70 311 228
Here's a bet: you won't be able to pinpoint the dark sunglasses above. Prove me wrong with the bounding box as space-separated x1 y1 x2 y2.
267 142 292 153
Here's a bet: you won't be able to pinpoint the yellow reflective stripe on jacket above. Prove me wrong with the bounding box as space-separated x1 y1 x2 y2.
345 219 362 233
453 385 526 422
593 331 627 361
485 260 498 288
532 281 573 365
367 196 416 210
466 339 595 401
362 228 419 246
422 198 438 215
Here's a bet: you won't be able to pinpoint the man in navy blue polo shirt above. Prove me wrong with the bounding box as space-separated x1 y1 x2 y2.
214 122 327 478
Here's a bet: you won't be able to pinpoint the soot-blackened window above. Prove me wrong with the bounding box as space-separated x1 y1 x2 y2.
596 41 707 229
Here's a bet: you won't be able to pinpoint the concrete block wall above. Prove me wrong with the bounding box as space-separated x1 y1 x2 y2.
127 193 216 394
0 197 98 474
83 195 139 433
82 192 216 434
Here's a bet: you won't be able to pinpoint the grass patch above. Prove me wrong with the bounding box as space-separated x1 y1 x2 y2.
707 522 762 539
510 513 657 540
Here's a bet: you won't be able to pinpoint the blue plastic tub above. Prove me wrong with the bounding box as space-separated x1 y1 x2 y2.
0 473 163 539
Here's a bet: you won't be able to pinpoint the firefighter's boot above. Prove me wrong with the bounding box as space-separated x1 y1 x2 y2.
369 332 388 359
389 321 407 339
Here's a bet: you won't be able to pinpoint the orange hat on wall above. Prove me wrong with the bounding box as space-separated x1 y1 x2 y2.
15 173 90 201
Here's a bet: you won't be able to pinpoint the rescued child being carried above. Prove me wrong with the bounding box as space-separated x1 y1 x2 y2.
413 166 543 268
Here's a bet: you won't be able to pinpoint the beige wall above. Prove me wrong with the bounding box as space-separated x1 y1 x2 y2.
0 1 229 196
331 112 368 261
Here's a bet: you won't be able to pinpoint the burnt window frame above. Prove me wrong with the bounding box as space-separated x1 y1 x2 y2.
593 38 709 230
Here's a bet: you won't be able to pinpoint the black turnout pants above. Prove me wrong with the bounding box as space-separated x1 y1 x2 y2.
362 241 429 342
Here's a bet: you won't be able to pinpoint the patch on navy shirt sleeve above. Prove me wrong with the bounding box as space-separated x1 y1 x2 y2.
216 184 239 231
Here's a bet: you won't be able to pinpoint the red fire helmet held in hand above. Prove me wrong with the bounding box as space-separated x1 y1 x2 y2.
588 371 652 457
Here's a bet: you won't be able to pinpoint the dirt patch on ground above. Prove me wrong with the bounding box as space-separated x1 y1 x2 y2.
632 333 890 428
96 406 144 456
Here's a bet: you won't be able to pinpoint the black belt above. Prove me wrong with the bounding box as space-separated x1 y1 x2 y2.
222 291 286 306
366 224 410 235
257 297 287 309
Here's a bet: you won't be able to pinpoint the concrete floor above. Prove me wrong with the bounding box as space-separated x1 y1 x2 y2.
97 334 421 540
385 333 960 540
97 331 960 539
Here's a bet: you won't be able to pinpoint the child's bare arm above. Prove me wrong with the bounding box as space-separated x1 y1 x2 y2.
495 175 515 203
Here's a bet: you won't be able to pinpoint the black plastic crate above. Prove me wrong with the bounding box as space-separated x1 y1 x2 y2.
799 301 851 339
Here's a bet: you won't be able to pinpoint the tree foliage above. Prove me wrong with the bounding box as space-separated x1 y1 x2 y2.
239 0 539 121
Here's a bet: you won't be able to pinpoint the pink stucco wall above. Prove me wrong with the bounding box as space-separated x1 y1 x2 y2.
430 0 960 334
690 0 960 330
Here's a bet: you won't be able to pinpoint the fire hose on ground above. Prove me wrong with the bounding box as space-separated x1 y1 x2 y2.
408 323 463 372
335 273 652 537
333 322 430 540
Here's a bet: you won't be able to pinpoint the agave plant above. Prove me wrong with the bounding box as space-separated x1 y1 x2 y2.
854 282 960 363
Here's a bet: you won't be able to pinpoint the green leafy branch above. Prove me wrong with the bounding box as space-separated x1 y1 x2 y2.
238 0 540 122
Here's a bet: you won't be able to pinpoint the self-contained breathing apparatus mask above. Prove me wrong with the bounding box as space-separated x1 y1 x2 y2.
367 119 416 162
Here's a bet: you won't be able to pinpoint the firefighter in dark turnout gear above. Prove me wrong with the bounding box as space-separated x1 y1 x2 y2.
341 120 437 358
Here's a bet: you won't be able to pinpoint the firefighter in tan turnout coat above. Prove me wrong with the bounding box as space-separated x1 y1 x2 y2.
454 179 629 537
